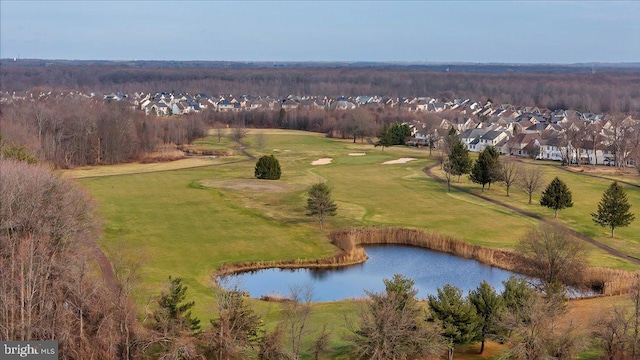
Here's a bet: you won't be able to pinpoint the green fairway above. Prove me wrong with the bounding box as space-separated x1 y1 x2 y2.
430 158 640 265
77 129 640 356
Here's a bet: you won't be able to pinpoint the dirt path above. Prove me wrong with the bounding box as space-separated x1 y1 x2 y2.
423 163 640 265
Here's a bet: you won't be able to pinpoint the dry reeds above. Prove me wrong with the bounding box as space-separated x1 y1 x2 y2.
139 149 185 163
213 247 368 280
585 267 640 296
331 227 526 272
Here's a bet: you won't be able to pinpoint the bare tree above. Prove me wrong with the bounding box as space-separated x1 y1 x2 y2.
255 131 267 151
282 284 314 360
563 119 584 166
215 123 226 143
500 294 585 360
631 276 640 359
516 224 587 296
349 274 445 360
519 166 544 204
443 159 455 192
230 121 249 143
585 122 604 167
203 282 263 359
501 159 521 196
0 159 142 359
592 308 631 360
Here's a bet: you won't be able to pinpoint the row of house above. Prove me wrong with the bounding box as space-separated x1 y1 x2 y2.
409 113 639 167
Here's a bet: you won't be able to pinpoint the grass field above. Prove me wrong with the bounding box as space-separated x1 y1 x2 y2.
75 129 640 358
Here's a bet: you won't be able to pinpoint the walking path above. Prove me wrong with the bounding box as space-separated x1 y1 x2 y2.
423 162 640 265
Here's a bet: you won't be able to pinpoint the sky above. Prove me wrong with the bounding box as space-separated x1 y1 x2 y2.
1 1 639 64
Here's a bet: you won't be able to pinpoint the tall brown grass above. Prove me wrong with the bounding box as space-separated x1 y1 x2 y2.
330 227 525 271
213 226 638 296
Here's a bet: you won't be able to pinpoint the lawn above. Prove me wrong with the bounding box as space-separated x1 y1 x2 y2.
430 157 640 266
76 129 640 358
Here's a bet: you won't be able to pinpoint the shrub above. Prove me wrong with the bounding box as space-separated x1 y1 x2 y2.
254 154 281 180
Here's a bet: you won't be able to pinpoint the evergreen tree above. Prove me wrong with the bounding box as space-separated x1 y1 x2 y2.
305 182 337 230
449 140 472 181
375 123 410 149
469 146 501 192
428 284 480 360
539 177 573 217
254 154 282 180
592 181 635 237
375 123 393 150
501 276 535 330
468 281 504 354
389 123 411 145
151 276 201 336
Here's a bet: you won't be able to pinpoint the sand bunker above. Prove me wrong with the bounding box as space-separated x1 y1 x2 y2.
382 158 417 165
348 153 366 156
311 158 333 165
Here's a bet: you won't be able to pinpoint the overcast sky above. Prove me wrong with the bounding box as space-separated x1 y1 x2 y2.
1 1 639 63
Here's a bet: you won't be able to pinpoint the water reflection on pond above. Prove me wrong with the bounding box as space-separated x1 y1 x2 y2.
224 245 519 302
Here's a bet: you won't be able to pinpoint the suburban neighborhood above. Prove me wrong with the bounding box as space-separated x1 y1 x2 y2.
3 89 639 168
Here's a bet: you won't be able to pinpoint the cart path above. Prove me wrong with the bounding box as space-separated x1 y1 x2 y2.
423 162 640 265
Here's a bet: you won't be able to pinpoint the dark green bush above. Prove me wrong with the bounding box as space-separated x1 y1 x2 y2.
254 155 281 180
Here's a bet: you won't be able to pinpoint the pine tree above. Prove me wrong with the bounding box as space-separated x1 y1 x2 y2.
469 146 501 192
592 181 635 237
428 284 480 360
152 276 201 335
305 182 337 230
449 140 472 181
540 177 573 217
469 281 504 355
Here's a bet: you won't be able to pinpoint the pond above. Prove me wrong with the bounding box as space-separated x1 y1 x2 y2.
222 245 519 302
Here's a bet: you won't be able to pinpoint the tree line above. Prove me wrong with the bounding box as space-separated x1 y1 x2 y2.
0 96 206 168
1 94 429 168
3 65 640 116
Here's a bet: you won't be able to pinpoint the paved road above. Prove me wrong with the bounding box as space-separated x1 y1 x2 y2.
423 162 640 265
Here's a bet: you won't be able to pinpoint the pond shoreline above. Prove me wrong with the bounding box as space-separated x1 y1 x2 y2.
213 227 636 296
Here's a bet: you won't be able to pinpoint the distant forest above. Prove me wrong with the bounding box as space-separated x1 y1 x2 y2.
2 61 640 116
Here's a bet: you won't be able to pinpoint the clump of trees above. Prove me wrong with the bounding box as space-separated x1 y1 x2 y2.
592 181 635 237
351 273 585 360
375 123 411 150
0 158 141 359
0 97 206 168
254 154 282 180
